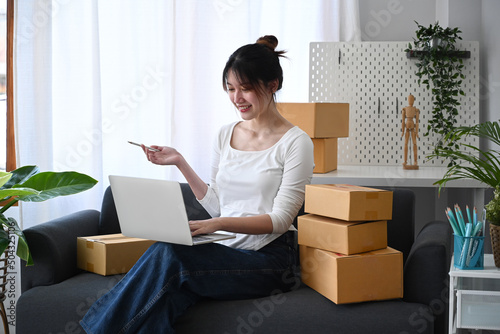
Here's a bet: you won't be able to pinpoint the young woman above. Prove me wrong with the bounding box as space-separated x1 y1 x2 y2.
80 35 314 333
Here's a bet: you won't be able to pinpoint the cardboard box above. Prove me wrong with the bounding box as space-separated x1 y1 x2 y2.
298 214 387 255
77 234 155 276
305 184 393 221
300 245 403 304
277 103 349 138
312 138 338 173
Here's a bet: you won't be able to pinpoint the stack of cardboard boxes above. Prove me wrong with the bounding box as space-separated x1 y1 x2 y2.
298 184 403 304
277 103 349 173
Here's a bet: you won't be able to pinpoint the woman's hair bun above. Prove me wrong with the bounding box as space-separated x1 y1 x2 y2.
256 35 279 51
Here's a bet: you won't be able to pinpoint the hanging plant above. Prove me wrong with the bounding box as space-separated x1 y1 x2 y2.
405 21 466 154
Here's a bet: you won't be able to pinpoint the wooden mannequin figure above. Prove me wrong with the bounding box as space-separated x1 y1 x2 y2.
401 94 420 170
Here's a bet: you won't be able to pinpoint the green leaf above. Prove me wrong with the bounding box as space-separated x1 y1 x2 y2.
0 167 98 266
1 216 33 265
0 187 40 201
15 171 98 202
429 121 500 190
17 234 33 266
1 166 39 190
5 217 33 265
0 228 9 255
0 173 12 188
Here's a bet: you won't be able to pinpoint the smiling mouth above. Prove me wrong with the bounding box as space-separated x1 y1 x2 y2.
237 105 252 112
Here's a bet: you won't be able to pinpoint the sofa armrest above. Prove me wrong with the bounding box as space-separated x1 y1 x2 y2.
403 220 452 333
21 209 101 293
403 220 452 303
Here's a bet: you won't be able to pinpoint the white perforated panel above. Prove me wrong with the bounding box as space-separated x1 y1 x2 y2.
309 42 480 166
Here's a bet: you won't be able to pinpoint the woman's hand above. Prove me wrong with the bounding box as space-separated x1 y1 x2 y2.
189 218 222 236
142 145 183 166
140 144 209 201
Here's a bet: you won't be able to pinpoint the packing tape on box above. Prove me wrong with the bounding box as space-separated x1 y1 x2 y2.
86 236 127 242
366 192 379 199
365 211 378 220
86 263 94 272
86 241 94 249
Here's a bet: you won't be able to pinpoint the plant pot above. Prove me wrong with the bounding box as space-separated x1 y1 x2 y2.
429 37 448 49
490 223 500 267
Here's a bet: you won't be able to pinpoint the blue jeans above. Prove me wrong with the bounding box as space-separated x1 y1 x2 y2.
80 232 297 333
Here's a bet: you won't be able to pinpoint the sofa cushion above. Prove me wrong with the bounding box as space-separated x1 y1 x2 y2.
98 186 121 235
18 274 432 334
17 272 124 334
180 183 212 221
175 284 433 334
375 187 415 264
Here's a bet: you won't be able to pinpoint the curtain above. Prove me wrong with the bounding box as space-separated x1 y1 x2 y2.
14 0 360 229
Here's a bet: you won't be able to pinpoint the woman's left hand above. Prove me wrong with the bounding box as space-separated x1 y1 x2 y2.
189 218 222 236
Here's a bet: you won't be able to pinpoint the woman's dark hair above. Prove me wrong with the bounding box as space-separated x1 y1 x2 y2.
222 35 286 98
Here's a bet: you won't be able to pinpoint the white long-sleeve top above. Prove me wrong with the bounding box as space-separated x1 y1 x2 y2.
198 121 314 251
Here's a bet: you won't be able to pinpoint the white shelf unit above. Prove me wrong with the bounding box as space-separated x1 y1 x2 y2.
449 254 500 333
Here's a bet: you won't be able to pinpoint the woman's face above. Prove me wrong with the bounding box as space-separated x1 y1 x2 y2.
225 70 273 121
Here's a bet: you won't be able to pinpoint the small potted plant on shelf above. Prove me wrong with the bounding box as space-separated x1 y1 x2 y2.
405 21 467 154
430 120 500 266
485 186 500 266
0 165 98 266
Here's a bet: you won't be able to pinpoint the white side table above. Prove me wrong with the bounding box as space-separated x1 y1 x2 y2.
449 254 500 333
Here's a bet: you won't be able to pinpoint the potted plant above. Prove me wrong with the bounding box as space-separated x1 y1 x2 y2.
405 21 466 153
430 120 500 266
485 186 500 266
0 165 98 266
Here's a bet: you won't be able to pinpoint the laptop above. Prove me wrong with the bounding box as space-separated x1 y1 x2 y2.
109 175 235 246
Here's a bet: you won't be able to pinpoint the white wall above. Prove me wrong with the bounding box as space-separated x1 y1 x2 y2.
480 0 500 126
359 0 436 41
358 0 499 124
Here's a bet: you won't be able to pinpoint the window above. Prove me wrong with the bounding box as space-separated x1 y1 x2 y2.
0 0 14 172
0 1 6 171
6 0 13 171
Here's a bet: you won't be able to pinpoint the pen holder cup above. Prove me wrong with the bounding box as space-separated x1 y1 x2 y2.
454 234 484 270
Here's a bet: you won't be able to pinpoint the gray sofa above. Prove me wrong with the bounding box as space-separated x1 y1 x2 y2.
16 185 451 334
